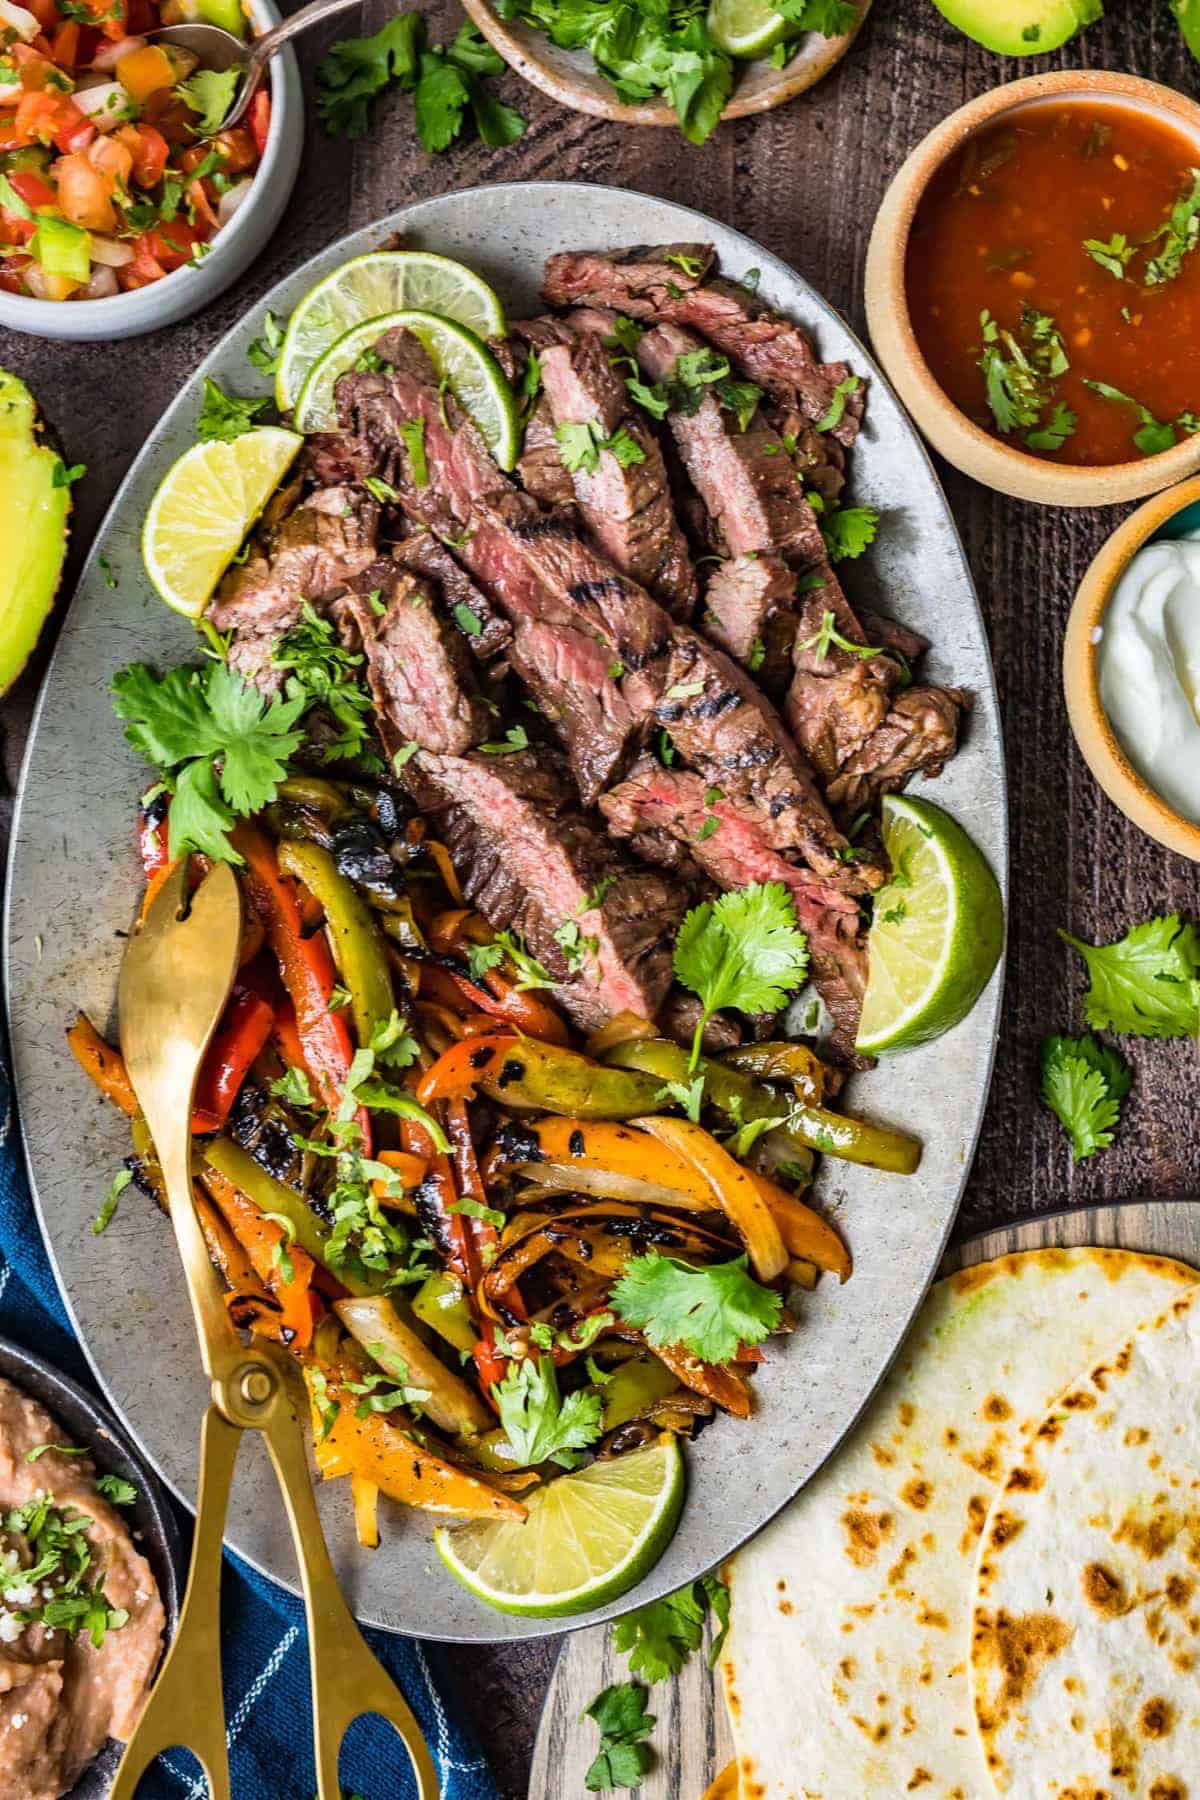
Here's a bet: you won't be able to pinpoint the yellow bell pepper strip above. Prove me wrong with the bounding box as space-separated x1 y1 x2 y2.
631 1116 788 1281
722 1040 827 1105
487 1118 713 1203
311 1363 526 1520
199 1163 320 1350
604 1038 921 1175
600 1356 682 1431
275 839 394 1052
744 1169 851 1281
68 1012 138 1117
333 1294 492 1437
367 1148 424 1211
477 1038 665 1120
352 1476 380 1549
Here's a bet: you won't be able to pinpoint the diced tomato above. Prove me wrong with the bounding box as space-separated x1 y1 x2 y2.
55 147 115 229
186 176 218 232
87 130 132 184
6 169 56 211
116 121 167 187
119 243 167 288
249 88 269 159
15 88 85 149
13 44 57 88
0 212 36 246
22 0 59 33
55 116 95 155
133 217 198 271
50 22 81 68
0 121 34 152
211 126 256 174
75 25 101 65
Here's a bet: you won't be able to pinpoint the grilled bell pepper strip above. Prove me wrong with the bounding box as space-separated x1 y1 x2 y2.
192 986 275 1131
194 1188 293 1343
334 1294 492 1437
722 1041 827 1104
68 1013 138 1117
200 1137 378 1297
417 1033 518 1105
745 1170 851 1280
311 1362 526 1519
413 1270 478 1354
275 840 394 1052
138 800 171 879
631 1115 788 1280
367 1148 425 1209
426 963 569 1044
477 1038 665 1120
652 1343 752 1419
443 1094 523 1399
231 822 367 1139
199 1162 319 1349
488 1117 713 1201
604 1038 921 1174
351 1475 380 1549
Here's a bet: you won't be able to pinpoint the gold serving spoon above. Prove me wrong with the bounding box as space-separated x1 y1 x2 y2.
114 859 438 1800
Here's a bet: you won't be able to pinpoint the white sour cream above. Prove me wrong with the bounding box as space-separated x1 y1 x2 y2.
1096 529 1200 824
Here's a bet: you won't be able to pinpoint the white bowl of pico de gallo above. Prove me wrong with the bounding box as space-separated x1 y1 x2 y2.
0 0 300 338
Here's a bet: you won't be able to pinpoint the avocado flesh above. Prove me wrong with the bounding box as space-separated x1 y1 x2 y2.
930 0 1102 53
0 371 70 696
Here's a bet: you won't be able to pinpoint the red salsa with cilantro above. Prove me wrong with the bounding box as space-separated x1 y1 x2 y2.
906 100 1200 466
0 0 269 302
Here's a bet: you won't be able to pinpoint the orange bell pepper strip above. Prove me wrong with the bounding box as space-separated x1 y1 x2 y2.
314 1365 526 1520
68 1013 137 1117
416 1034 518 1106
368 1148 425 1211
745 1170 851 1282
200 1164 319 1349
632 1116 788 1282
479 969 569 1045
192 986 275 1131
652 1343 752 1420
231 822 368 1143
194 1189 292 1344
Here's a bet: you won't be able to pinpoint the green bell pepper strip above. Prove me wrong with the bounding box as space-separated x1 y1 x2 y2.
200 1137 385 1297
477 1037 665 1119
603 1039 921 1175
601 1356 682 1431
276 839 394 1051
412 1270 479 1354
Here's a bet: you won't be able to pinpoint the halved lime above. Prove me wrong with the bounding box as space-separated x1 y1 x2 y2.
276 251 507 412
294 308 520 470
434 1436 684 1617
707 0 790 57
141 427 302 618
855 794 1004 1056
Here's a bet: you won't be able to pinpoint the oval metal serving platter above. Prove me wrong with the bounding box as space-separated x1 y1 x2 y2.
4 182 1007 1642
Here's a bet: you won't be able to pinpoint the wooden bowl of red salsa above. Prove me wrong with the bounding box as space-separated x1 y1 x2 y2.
865 71 1200 507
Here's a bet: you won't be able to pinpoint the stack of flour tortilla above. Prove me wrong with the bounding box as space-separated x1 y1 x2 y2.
716 1247 1200 1799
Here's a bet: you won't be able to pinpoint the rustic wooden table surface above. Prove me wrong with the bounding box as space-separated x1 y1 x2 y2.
2 2 1199 1792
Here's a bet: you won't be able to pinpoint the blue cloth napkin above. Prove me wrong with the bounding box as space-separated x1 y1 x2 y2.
0 1032 498 1800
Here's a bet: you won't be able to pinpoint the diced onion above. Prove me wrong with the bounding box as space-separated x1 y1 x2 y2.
82 264 119 298
91 35 146 70
217 177 252 227
73 82 129 130
88 234 134 267
0 0 41 43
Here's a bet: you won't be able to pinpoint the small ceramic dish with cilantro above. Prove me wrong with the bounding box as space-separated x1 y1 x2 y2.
0 0 301 341
457 0 869 143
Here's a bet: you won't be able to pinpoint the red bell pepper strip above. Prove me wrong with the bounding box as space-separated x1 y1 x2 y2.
249 87 271 158
399 1113 472 1285
436 967 568 1044
231 822 369 1143
416 1034 518 1106
138 802 171 879
192 986 275 1132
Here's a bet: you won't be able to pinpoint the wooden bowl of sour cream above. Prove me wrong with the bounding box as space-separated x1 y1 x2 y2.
1065 475 1200 858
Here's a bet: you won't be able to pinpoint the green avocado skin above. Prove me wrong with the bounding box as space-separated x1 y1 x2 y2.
929 0 1103 54
0 370 70 696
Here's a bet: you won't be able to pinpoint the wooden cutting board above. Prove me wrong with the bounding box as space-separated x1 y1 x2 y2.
528 1200 1200 1800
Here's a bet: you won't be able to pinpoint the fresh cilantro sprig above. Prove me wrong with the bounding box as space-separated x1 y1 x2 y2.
112 661 306 863
317 14 525 153
490 1355 603 1467
612 1572 730 1683
1144 168 1200 286
247 310 284 376
175 66 240 135
271 601 375 763
583 1683 655 1792
610 1253 783 1365
1082 380 1200 458
556 420 647 474
797 608 882 663
769 0 857 33
1040 1032 1131 1162
1083 232 1134 280
92 1167 132 1236
673 881 809 1069
1060 915 1200 1038
818 502 880 562
196 376 268 444
814 373 860 434
977 305 1074 454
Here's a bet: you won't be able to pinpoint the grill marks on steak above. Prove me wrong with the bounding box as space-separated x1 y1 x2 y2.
542 247 862 446
334 562 491 758
826 685 969 816
409 748 684 1031
537 331 698 619
601 759 869 1056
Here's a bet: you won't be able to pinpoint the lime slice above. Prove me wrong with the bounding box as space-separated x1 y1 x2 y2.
276 252 507 412
141 427 302 618
434 1436 684 1617
707 0 790 57
294 308 520 470
855 793 1004 1056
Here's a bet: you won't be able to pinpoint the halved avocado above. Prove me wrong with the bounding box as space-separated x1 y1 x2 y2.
930 0 1103 54
0 370 70 696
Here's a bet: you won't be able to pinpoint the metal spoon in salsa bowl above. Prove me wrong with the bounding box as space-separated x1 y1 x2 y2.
152 0 362 131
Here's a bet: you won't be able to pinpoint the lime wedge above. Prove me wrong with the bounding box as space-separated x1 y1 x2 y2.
276 251 507 412
434 1436 684 1617
141 427 302 618
294 308 520 470
707 0 790 57
855 794 1004 1056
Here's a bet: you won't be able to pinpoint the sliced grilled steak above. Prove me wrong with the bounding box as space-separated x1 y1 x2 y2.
538 332 698 619
826 685 969 815
543 248 862 445
658 990 744 1054
338 329 677 797
855 608 928 669
637 323 826 565
299 433 380 488
211 485 380 691
702 553 796 697
391 529 512 662
601 759 870 1055
408 747 684 1030
518 396 578 508
785 580 906 784
334 564 490 759
654 631 882 893
764 407 847 507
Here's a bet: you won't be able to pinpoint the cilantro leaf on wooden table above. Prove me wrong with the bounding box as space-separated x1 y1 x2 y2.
613 1582 706 1682
584 1682 655 1791
316 13 524 153
673 880 809 1067
610 1252 783 1365
316 13 422 137
1060 915 1200 1037
1040 1032 1131 1162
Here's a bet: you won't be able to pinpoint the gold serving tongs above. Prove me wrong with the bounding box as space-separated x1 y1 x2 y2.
114 860 439 1800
